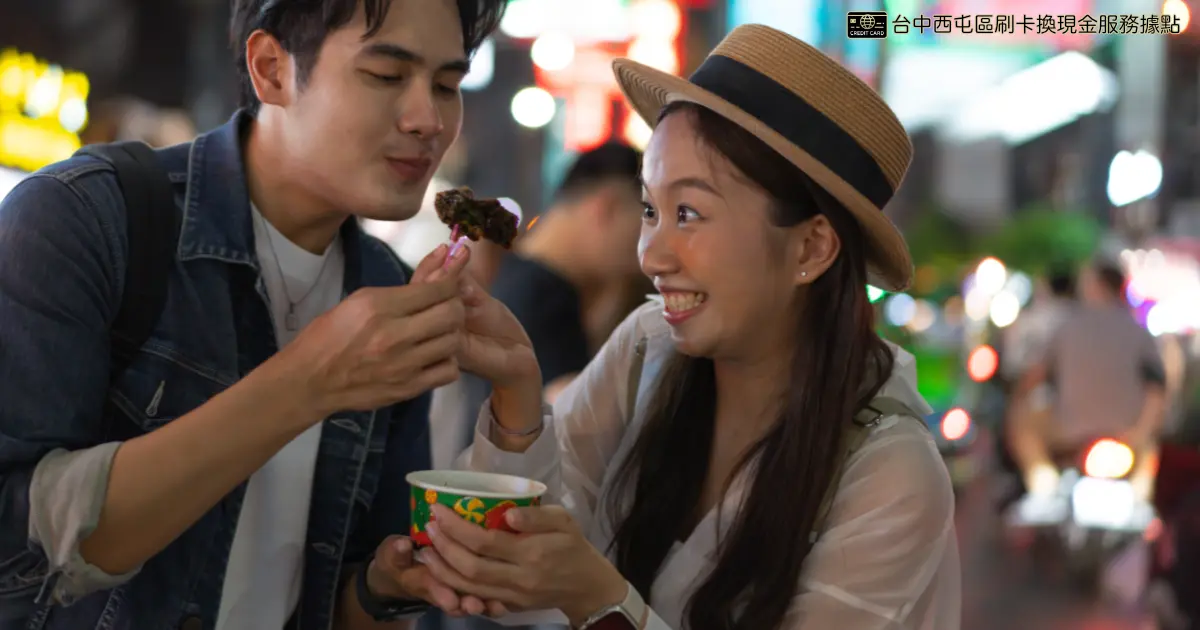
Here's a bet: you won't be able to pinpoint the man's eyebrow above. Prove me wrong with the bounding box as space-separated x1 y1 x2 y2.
360 43 470 74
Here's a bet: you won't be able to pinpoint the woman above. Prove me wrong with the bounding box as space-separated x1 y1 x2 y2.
416 24 959 630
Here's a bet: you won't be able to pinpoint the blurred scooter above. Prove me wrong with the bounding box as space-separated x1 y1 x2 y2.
1007 436 1155 592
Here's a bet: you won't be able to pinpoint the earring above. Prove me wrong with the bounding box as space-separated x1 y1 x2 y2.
800 271 808 278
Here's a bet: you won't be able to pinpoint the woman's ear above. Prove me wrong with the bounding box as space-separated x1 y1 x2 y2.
792 215 840 285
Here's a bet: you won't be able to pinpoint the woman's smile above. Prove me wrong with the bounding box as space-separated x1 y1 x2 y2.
661 290 707 325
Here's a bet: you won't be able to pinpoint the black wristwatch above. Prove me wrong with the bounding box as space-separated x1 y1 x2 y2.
355 556 431 622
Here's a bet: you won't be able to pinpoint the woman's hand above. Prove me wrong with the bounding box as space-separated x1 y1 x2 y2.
420 504 629 626
412 245 540 388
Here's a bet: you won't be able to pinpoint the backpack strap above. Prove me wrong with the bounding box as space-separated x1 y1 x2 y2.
810 396 926 543
74 142 181 377
625 336 648 421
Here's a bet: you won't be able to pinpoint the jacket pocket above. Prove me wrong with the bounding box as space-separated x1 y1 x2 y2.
0 549 48 598
108 345 231 432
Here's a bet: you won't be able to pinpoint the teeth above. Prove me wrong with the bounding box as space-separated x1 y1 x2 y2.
664 292 706 313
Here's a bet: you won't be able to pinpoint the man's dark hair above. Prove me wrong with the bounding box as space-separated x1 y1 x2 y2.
230 0 506 116
553 142 642 204
1092 260 1126 297
1047 263 1075 298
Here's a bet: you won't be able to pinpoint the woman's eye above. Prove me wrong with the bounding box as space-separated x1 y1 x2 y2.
435 84 460 96
676 205 700 223
641 202 657 221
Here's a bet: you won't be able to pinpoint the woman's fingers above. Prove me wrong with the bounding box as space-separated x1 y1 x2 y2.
420 544 521 604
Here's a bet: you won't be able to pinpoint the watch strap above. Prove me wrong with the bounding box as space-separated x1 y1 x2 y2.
355 557 431 622
578 582 648 630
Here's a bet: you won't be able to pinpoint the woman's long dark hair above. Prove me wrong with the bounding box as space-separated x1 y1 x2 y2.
605 102 895 630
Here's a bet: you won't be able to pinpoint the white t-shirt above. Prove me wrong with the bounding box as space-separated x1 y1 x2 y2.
214 207 346 630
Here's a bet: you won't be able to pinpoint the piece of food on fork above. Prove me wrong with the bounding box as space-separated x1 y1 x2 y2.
434 187 520 249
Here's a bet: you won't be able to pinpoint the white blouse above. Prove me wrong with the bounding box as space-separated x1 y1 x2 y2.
459 301 961 629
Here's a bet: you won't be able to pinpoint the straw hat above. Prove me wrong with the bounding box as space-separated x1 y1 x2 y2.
612 24 914 291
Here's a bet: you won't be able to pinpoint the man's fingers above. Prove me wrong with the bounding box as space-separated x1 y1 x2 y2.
371 275 461 317
412 244 450 284
461 595 487 617
404 357 461 395
387 292 465 346
375 535 412 569
485 600 510 618
392 332 461 376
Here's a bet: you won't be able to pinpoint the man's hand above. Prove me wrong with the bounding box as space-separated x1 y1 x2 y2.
366 535 506 618
281 245 468 417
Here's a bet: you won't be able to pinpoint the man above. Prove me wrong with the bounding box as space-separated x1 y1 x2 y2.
1001 264 1075 383
1012 259 1165 503
0 1 545 628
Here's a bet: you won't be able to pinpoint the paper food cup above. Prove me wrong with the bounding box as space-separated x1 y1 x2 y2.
406 470 546 547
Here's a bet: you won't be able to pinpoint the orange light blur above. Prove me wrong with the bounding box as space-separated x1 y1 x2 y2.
532 1 684 151
526 216 540 231
1084 438 1136 479
941 408 971 441
967 345 999 382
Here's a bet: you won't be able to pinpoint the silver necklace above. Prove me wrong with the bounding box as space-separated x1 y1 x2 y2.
254 211 333 331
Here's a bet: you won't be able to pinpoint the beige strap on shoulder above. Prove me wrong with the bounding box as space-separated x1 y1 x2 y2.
809 396 925 543
626 337 648 422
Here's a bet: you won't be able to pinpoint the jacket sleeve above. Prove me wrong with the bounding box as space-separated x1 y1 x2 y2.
0 169 140 613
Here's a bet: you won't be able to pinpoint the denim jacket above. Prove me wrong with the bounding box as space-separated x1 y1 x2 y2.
0 112 431 630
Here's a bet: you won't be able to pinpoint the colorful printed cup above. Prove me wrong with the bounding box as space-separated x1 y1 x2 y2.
405 470 546 547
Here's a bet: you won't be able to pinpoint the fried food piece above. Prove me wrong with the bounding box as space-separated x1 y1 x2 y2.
434 187 519 249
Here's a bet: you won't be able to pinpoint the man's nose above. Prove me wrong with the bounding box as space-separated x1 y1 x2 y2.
397 83 444 139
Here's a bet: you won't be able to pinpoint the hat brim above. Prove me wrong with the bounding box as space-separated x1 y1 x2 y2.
613 57 913 292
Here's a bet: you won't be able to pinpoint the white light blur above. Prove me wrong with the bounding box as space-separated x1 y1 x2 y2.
500 0 633 42
626 39 679 74
1006 271 1034 306
866 285 886 302
531 32 575 71
623 114 653 150
498 197 523 225
1164 0 1191 32
511 87 556 128
885 293 916 327
909 300 937 333
0 166 26 202
461 38 495 92
989 291 1021 328
24 67 63 119
631 0 682 39
499 0 546 39
975 257 1008 295
943 51 1118 145
1107 150 1163 207
57 97 88 133
964 288 991 321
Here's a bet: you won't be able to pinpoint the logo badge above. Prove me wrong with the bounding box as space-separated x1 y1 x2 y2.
847 11 888 38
